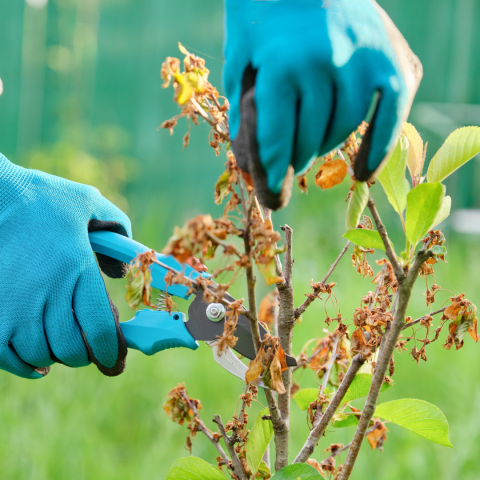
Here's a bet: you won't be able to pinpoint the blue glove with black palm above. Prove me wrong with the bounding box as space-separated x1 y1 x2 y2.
224 0 422 209
0 154 131 379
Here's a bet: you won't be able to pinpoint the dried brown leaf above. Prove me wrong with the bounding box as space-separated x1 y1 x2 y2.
315 159 348 189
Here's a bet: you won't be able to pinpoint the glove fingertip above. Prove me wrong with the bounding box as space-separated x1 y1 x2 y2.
78 283 128 377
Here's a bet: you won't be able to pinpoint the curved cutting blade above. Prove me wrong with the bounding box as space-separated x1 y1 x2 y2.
205 340 265 388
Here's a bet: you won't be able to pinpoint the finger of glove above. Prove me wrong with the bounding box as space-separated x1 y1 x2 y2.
293 74 333 174
354 76 407 182
88 188 132 279
43 295 91 368
0 343 48 379
9 320 54 369
255 69 297 197
73 260 127 377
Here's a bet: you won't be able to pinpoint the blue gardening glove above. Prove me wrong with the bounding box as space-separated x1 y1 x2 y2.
0 155 131 379
224 0 423 209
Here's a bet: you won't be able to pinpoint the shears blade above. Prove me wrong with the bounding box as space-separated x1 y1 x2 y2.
204 340 265 388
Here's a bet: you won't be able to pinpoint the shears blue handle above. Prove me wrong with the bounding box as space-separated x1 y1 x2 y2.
89 230 201 299
89 231 200 355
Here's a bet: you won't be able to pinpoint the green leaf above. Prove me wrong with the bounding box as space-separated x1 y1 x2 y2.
431 245 447 255
346 181 370 231
333 414 359 428
257 460 271 479
256 254 284 286
341 374 392 405
294 389 319 411
247 408 274 476
166 457 226 480
427 126 480 183
405 182 445 247
214 170 231 205
375 399 453 447
343 229 385 250
402 122 425 181
377 134 411 214
272 464 323 480
432 195 451 229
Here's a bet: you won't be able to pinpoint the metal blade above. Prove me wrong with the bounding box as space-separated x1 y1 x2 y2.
204 340 266 389
187 294 297 366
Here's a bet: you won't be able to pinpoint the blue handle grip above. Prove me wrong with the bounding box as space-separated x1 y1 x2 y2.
89 230 201 300
120 310 199 355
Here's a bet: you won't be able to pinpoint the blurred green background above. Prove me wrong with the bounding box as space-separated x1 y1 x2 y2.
1 0 480 479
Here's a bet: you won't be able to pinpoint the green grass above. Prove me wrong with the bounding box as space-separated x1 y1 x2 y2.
2 185 479 480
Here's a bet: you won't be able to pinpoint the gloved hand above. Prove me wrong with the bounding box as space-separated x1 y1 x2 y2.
0 154 131 379
224 0 422 209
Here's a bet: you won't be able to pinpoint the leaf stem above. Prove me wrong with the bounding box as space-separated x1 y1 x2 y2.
294 241 351 320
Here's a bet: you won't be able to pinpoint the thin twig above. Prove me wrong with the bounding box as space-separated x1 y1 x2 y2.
293 344 323 373
206 231 241 256
179 391 229 465
243 194 262 351
322 425 377 464
369 263 388 311
213 415 248 480
190 97 230 141
295 241 351 319
275 225 295 470
294 353 366 463
367 195 405 282
243 199 289 468
402 306 447 330
321 336 340 393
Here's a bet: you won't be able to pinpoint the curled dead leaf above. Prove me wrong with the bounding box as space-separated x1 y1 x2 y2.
259 290 279 326
307 459 325 477
125 250 159 309
367 419 388 451
245 334 288 393
163 383 201 426
315 159 348 189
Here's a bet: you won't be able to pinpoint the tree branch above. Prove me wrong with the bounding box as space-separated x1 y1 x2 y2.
295 241 351 319
367 195 405 282
294 353 366 463
402 306 447 331
275 224 295 470
213 415 248 480
179 391 230 465
337 246 434 480
243 196 262 352
322 425 377 464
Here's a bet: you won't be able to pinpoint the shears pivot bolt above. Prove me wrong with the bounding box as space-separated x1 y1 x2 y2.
206 303 226 322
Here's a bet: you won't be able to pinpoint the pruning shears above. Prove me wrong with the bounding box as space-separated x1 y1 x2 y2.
89 231 296 387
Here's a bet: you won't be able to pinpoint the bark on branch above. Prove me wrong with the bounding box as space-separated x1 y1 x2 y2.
213 415 249 480
275 225 295 470
367 196 405 282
